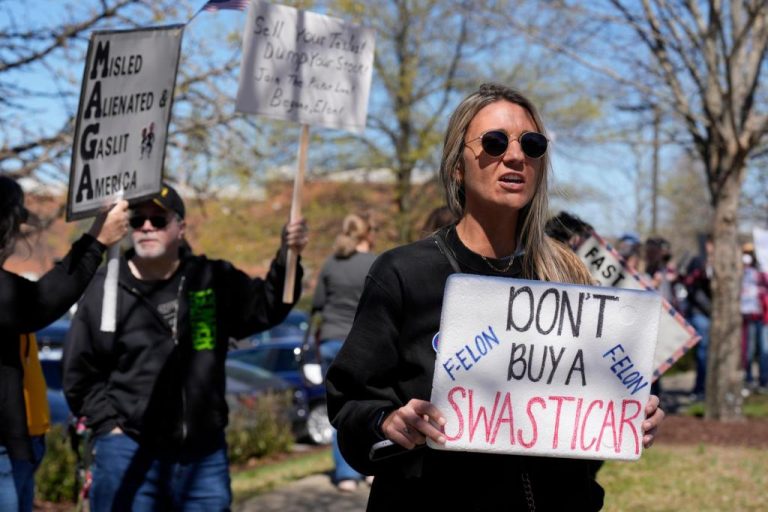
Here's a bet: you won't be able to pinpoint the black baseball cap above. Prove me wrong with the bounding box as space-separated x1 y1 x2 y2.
152 183 185 219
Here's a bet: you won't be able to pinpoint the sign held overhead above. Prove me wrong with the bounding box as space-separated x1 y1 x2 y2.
68 25 183 220
236 1 375 133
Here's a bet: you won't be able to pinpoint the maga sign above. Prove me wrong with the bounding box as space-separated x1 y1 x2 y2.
429 275 660 461
236 2 375 132
68 25 183 220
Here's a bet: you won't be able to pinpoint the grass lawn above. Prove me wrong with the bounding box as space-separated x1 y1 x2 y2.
598 444 768 511
231 448 332 504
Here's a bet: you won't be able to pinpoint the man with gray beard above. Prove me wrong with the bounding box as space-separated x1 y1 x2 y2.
63 183 309 511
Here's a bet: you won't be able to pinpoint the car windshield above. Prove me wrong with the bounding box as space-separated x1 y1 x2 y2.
225 361 278 384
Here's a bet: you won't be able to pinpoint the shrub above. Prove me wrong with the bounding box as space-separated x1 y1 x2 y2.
35 424 77 503
226 391 295 465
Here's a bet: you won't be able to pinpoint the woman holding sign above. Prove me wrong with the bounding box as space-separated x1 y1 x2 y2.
326 84 664 510
0 175 128 512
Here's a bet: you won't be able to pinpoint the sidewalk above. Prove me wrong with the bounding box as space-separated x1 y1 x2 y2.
236 473 369 512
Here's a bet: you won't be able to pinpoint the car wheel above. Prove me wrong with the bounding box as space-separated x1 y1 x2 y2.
306 402 333 445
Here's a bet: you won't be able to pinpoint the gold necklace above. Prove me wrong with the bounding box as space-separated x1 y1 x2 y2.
480 254 516 273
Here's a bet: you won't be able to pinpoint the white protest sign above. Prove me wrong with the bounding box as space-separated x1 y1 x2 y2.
575 232 700 379
429 275 660 461
236 1 375 133
67 25 183 220
754 227 768 272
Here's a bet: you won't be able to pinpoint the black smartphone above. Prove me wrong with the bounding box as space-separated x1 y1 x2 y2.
369 440 425 461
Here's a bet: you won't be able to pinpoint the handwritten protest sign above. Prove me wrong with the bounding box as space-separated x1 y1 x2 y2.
235 1 375 132
576 232 700 379
429 275 660 461
67 25 183 220
236 2 375 302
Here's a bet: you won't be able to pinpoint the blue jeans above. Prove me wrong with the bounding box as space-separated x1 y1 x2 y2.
332 430 362 483
691 313 710 395
90 433 231 512
319 339 344 375
320 339 363 483
0 446 19 512
11 435 46 512
744 319 768 387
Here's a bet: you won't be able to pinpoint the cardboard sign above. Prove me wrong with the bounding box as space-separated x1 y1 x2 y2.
236 1 375 133
576 232 700 378
429 274 660 461
67 25 183 220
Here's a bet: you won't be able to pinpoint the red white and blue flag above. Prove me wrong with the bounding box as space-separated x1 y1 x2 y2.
201 0 250 12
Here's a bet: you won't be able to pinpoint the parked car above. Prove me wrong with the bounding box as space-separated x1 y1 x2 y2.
35 317 308 437
36 317 71 425
228 338 333 445
246 310 311 344
224 358 309 436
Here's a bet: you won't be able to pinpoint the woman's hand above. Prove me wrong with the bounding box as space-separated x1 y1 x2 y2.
88 199 129 246
381 399 447 450
642 394 665 448
282 217 309 255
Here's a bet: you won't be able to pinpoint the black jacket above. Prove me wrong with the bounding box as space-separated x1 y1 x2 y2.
1 234 106 461
326 226 604 511
63 247 302 458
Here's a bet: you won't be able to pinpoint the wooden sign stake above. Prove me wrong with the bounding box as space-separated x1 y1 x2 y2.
283 124 309 303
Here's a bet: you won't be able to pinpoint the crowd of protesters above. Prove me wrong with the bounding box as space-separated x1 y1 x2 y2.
2 83 766 510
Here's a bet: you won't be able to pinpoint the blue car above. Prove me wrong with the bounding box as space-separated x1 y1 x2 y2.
36 317 307 436
37 318 71 425
229 338 332 445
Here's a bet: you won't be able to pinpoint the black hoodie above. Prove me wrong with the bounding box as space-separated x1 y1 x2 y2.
63 247 302 458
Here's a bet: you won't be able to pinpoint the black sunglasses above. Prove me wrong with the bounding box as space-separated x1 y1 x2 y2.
129 215 169 230
466 130 549 159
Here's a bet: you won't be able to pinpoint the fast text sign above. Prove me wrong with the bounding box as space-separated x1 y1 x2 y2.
429 275 660 461
576 233 700 378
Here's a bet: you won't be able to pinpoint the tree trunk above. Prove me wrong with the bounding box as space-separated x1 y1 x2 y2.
705 167 746 420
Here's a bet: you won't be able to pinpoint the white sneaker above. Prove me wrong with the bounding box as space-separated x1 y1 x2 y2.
337 480 358 492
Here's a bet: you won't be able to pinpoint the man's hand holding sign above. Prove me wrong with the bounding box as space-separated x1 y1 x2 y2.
68 25 184 332
235 1 375 302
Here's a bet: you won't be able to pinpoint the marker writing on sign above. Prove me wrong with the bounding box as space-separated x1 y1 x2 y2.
506 286 619 339
602 344 649 395
441 326 501 381
443 387 643 455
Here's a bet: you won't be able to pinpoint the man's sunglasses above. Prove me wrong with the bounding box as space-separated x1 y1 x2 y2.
129 215 169 230
466 130 549 159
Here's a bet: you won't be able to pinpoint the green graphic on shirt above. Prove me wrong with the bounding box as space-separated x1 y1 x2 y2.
189 288 216 351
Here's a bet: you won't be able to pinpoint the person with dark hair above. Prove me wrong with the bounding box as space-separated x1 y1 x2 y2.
682 234 713 400
420 206 456 238
644 237 676 305
617 232 642 270
62 183 308 512
545 210 594 249
326 84 664 510
312 213 377 492
0 175 128 512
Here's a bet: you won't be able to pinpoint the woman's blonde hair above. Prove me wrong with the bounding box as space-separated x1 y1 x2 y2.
439 83 591 285
333 213 373 258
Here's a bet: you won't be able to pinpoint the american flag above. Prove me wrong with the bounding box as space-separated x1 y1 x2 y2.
201 0 250 12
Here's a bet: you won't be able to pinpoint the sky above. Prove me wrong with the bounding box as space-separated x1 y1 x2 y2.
2 1 763 240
